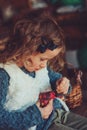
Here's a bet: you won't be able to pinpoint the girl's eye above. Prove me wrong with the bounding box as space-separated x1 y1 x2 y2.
40 58 45 61
27 58 32 63
40 58 48 63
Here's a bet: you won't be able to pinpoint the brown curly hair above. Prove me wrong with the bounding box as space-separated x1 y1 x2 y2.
0 13 65 71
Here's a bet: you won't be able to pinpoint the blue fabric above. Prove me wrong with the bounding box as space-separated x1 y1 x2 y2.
36 99 63 130
0 66 71 130
48 67 72 94
48 67 62 90
0 68 43 130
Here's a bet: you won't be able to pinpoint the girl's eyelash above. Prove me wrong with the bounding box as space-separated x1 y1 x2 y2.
40 58 44 61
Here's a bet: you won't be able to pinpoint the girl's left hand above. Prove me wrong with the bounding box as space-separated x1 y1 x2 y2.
56 77 70 95
36 99 53 119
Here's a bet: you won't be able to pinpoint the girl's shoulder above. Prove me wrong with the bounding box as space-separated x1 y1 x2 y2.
0 67 10 81
47 66 62 77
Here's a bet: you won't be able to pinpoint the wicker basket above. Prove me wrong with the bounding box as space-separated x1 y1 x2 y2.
65 69 83 109
66 84 82 109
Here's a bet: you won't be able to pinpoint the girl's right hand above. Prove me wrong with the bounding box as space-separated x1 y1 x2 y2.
36 99 53 119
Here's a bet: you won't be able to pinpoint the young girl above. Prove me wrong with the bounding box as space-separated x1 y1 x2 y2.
0 14 87 130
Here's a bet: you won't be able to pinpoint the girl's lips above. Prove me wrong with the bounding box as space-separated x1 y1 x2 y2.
35 68 40 71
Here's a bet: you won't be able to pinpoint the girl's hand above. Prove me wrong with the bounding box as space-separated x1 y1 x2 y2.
36 99 53 119
56 77 70 95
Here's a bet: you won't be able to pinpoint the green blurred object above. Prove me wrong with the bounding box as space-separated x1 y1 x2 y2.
61 0 83 6
50 0 58 3
48 0 59 4
77 43 87 69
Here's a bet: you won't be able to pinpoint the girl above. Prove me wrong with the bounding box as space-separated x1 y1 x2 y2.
0 14 87 130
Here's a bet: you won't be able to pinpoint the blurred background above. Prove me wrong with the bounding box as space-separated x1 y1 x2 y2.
0 0 87 69
0 0 87 115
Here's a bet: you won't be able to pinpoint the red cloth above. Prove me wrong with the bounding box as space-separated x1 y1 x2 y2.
39 91 63 107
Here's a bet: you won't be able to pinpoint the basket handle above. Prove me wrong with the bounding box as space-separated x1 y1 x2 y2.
66 62 83 85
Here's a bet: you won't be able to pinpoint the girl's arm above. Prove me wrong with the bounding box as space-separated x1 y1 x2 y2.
47 67 62 90
48 67 72 94
0 68 43 130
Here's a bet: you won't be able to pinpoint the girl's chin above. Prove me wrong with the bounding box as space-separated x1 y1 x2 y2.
26 68 35 72
28 69 35 72
27 67 41 72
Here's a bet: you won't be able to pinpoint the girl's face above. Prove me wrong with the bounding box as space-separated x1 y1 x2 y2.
21 48 61 72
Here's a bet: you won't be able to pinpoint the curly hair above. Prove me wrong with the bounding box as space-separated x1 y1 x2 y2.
0 12 65 71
